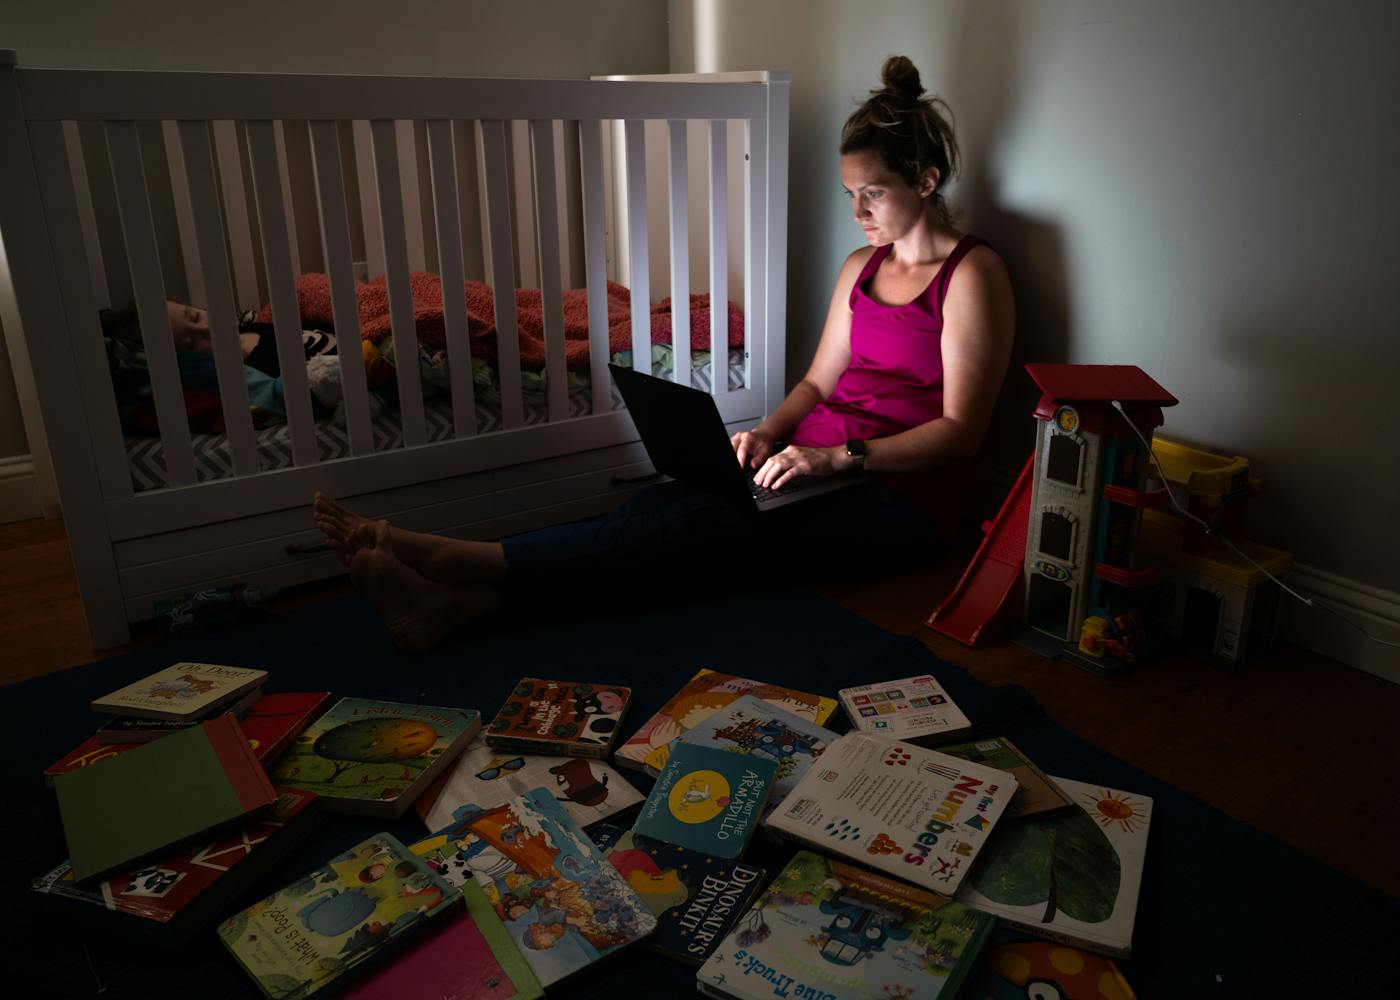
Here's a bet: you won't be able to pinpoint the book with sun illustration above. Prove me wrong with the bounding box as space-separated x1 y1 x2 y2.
616 669 838 775
413 736 643 834
218 833 461 1000
955 776 1154 959
484 678 632 759
633 742 778 860
588 822 767 965
695 850 996 1000
763 733 1018 896
410 787 656 989
266 698 480 818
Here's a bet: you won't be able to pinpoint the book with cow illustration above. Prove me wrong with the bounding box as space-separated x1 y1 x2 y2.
413 736 643 833
483 678 632 759
956 776 1154 958
266 698 479 818
218 833 461 999
695 850 995 1000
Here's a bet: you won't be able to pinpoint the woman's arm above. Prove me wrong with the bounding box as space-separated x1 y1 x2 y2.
732 247 873 468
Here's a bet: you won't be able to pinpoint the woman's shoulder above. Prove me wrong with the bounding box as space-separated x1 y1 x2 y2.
948 240 1012 295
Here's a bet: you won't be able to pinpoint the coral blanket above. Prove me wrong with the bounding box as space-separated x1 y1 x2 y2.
257 273 743 370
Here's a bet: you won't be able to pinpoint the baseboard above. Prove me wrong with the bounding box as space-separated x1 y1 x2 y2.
1281 564 1400 685
0 455 42 525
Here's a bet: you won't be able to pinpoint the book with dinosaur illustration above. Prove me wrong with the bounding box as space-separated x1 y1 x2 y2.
695 850 996 1000
616 669 838 774
589 822 766 966
266 698 479 818
966 927 1137 999
933 737 1073 820
410 787 656 988
763 732 1018 896
484 678 632 759
90 661 267 721
31 789 318 947
633 742 778 860
956 775 1154 959
414 736 643 833
837 673 971 746
218 833 461 999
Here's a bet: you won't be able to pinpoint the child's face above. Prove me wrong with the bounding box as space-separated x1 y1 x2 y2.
167 301 212 353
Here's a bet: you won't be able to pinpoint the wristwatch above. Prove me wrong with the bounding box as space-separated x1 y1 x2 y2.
845 438 867 471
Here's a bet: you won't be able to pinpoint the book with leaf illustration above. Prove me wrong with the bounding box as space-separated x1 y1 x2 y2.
956 775 1154 958
266 698 479 818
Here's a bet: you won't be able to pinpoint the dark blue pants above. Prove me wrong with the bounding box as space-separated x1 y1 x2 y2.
499 479 944 600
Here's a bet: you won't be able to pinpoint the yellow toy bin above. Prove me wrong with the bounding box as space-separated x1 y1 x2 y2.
1139 509 1294 666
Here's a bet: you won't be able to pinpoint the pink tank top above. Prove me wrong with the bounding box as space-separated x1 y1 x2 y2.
790 234 984 448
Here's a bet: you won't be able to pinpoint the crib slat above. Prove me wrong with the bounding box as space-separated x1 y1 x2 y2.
62 122 110 309
708 120 729 399
161 121 206 308
77 121 134 309
531 120 568 423
761 75 789 409
369 118 427 447
177 120 259 477
425 119 477 438
244 119 319 464
578 119 611 416
667 120 691 385
623 119 650 371
308 119 375 456
351 120 385 280
395 119 427 274
271 121 304 275
210 121 261 311
105 120 197 487
478 119 524 430
511 120 537 290
744 119 765 400
27 122 133 499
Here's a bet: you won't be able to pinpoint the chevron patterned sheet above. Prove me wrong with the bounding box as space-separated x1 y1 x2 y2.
123 349 748 493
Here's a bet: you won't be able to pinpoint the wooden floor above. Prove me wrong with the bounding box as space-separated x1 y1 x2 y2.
6 516 1400 899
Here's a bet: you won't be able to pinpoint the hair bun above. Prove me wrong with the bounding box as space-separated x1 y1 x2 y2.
879 55 924 101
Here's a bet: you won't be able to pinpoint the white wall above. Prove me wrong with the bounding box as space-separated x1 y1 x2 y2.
0 0 671 464
671 0 1400 597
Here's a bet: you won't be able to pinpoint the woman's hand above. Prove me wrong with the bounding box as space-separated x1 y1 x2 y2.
753 444 843 490
731 427 777 469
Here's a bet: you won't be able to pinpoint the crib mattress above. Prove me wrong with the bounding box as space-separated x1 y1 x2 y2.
124 351 746 492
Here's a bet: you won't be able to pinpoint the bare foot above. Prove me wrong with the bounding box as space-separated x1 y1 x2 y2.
348 520 498 652
313 492 375 566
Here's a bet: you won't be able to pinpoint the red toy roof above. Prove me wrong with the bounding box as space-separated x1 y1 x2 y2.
1025 364 1177 406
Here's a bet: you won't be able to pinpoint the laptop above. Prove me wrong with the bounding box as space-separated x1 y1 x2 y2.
609 363 862 513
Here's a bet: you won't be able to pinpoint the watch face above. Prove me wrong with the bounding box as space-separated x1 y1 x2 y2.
846 439 867 457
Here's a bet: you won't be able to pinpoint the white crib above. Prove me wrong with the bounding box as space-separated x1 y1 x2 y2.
0 52 790 649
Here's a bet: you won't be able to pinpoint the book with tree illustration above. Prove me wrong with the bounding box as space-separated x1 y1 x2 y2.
956 775 1154 959
696 850 996 1000
484 678 632 759
266 698 479 817
616 669 838 774
218 833 461 999
934 737 1073 820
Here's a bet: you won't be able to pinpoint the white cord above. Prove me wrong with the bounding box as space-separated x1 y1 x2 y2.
1110 400 1400 651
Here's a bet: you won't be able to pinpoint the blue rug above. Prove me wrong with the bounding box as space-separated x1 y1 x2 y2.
5 589 1395 999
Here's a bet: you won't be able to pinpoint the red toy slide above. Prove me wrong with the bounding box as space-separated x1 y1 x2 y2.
926 454 1034 646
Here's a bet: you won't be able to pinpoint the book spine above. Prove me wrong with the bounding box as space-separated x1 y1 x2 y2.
204 715 277 812
981 910 1131 959
484 734 605 759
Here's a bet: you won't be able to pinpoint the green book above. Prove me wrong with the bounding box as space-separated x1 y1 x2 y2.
55 713 278 883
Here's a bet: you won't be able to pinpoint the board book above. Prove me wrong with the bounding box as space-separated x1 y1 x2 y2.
55 713 279 883
589 822 766 966
956 775 1154 959
695 850 996 1000
666 694 838 821
31 789 318 946
837 674 971 746
413 787 656 988
934 737 1073 820
764 733 1017 896
967 927 1137 999
218 833 460 999
267 698 479 818
633 742 778 860
616 669 839 774
483 678 632 758
414 736 643 833
94 684 262 742
89 662 268 721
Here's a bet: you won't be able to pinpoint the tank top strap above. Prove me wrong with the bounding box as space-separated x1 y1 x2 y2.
847 243 894 310
930 235 986 310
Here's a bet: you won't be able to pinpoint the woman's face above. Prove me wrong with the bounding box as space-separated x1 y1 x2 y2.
841 151 932 246
166 301 211 352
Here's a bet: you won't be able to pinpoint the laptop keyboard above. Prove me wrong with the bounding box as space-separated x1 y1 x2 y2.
748 474 806 503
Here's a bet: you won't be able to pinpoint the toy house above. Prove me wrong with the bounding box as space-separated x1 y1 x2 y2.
1020 364 1177 671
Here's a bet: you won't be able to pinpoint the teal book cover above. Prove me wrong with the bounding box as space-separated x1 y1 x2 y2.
633 743 777 859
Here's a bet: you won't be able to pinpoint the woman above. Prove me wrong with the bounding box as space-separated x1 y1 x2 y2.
314 55 1014 651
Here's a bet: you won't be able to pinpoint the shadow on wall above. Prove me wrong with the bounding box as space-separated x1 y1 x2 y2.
944 2 1071 483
